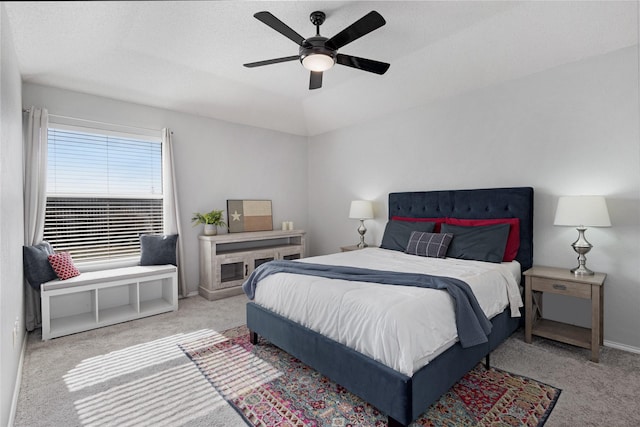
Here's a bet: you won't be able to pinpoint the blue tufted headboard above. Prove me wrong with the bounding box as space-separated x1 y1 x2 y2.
388 187 534 271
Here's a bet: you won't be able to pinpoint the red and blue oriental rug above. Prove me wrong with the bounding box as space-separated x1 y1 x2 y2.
180 325 560 427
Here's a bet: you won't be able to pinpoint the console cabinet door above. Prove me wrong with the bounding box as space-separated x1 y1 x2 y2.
216 254 248 290
249 249 277 273
278 246 304 261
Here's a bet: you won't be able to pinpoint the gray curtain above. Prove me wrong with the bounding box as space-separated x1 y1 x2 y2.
162 129 187 297
23 107 49 331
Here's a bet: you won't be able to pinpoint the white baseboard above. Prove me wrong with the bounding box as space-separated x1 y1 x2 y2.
8 332 27 427
604 339 640 355
186 290 199 297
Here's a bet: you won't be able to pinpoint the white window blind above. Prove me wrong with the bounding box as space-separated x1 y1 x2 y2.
44 126 163 262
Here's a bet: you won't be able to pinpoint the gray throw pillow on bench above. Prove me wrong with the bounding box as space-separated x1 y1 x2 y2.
140 234 178 266
23 241 58 290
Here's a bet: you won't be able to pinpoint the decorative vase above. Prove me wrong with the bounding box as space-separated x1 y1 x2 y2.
204 224 217 236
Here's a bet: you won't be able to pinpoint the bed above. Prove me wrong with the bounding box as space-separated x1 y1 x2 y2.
245 187 533 426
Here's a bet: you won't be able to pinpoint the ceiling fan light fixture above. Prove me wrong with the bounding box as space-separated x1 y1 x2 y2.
301 53 335 72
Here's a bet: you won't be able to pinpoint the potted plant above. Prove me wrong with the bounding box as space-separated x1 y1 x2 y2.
192 209 227 236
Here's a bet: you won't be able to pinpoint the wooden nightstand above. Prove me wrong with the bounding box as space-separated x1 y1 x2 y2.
524 266 606 362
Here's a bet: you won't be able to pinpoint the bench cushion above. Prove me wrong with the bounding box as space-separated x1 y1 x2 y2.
41 265 177 292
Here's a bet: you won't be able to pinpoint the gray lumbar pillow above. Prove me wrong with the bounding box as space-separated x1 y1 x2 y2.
23 241 58 290
405 231 454 259
139 234 178 266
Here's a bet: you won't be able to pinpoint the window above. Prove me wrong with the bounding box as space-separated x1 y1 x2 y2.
44 125 163 262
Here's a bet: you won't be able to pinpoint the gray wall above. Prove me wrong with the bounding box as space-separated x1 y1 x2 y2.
308 46 640 351
22 83 309 297
0 3 26 426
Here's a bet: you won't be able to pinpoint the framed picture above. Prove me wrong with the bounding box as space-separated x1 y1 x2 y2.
227 200 273 233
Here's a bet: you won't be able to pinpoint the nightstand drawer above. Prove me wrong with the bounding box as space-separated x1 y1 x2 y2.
530 277 591 299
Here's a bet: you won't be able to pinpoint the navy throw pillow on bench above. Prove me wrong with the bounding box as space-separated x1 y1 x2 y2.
140 234 178 266
23 241 58 290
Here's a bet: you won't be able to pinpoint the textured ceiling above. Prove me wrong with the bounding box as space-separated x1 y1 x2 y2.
5 1 638 136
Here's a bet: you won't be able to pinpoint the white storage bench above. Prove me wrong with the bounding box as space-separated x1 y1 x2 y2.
41 265 178 340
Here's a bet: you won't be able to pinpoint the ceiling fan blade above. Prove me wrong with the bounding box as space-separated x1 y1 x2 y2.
254 11 305 46
336 54 390 75
244 56 300 68
309 71 323 90
326 11 386 50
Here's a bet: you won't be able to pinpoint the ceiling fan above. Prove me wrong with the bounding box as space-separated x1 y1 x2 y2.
244 10 390 90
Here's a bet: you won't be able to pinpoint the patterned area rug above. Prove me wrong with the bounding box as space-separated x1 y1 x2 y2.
180 326 560 427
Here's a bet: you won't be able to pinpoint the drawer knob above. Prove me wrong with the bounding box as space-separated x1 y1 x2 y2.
552 283 567 291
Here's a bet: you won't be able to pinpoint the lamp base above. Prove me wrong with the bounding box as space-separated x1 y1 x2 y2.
570 227 594 276
571 265 594 276
356 219 368 248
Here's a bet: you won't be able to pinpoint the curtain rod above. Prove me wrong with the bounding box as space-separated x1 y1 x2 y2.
22 107 170 134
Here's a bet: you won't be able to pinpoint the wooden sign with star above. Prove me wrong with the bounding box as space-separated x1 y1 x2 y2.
227 200 273 233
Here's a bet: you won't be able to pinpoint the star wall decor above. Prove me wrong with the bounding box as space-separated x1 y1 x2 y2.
227 200 273 233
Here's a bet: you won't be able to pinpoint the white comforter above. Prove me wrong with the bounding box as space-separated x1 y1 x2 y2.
253 247 523 376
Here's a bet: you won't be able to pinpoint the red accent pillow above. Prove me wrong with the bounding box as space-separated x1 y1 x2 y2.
48 252 81 280
391 216 447 233
445 218 520 262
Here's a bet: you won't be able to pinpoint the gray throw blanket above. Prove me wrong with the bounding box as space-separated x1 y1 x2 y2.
242 260 492 348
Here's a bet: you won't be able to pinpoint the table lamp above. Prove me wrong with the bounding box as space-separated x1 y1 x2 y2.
349 200 374 248
553 195 611 275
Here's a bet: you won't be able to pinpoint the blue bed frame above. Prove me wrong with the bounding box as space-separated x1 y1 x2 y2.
247 187 534 426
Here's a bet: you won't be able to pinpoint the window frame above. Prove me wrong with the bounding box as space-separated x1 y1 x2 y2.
44 119 164 269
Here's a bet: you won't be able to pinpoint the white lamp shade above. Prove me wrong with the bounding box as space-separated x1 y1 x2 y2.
554 196 611 227
349 200 374 220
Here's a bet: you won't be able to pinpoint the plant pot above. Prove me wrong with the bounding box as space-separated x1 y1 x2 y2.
203 224 217 236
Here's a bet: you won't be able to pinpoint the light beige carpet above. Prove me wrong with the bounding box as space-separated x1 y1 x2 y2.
14 294 640 426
